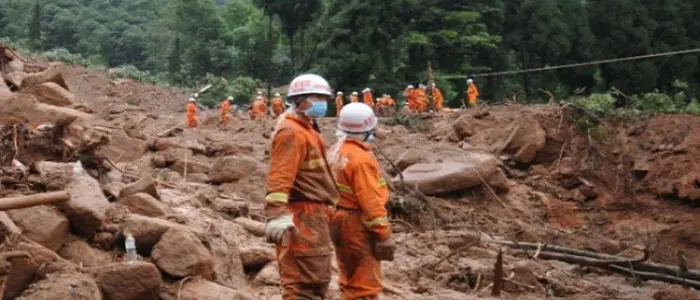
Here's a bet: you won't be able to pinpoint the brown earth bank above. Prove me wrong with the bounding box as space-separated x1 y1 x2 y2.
0 47 700 299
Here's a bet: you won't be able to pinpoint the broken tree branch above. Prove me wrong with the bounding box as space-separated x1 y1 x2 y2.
489 240 700 282
427 241 479 270
0 191 71 211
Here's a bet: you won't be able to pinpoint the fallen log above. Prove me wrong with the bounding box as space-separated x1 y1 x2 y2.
488 240 700 282
537 251 700 290
0 191 70 211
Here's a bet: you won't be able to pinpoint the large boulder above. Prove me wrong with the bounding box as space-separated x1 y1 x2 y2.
394 152 502 195
21 82 76 106
60 169 111 237
151 228 215 279
502 117 546 164
7 205 70 251
20 68 69 90
208 156 259 184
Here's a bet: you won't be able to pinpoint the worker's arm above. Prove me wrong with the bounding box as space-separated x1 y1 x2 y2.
350 161 391 240
264 127 305 218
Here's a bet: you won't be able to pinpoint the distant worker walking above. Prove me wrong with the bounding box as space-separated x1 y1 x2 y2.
219 96 233 126
186 97 198 128
362 88 374 107
467 78 479 106
350 91 359 103
271 92 285 118
249 95 268 120
335 91 345 115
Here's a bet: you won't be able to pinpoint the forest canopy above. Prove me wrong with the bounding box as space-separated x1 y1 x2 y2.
1 0 699 108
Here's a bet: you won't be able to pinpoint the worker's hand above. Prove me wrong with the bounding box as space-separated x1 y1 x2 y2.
265 215 295 245
374 235 396 261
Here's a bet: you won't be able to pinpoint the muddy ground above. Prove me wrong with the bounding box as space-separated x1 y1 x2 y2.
1 53 700 300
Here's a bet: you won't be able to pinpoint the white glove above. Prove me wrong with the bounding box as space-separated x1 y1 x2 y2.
265 215 295 244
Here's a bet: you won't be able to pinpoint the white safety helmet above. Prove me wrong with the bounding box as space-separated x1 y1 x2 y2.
431 82 436 87
256 95 262 100
352 91 358 96
287 74 332 97
467 78 474 84
227 96 233 100
257 91 263 95
363 88 370 93
407 85 413 89
337 91 343 95
188 97 195 102
337 103 377 133
274 93 280 97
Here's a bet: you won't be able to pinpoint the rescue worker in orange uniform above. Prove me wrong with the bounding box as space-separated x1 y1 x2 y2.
415 84 428 113
249 96 268 120
431 82 444 112
219 96 233 126
467 78 480 106
362 88 374 107
186 97 198 127
271 92 286 118
327 103 395 300
335 91 345 115
383 94 396 116
350 91 359 103
265 74 339 300
405 85 417 112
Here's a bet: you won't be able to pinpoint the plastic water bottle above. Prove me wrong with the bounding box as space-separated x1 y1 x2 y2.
124 233 138 263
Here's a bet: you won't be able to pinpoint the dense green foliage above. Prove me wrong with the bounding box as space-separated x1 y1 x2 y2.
1 0 699 109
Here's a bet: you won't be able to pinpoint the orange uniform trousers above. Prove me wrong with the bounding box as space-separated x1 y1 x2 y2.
277 201 333 300
330 208 383 300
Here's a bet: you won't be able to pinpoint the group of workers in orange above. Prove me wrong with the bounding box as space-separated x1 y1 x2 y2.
248 91 287 120
186 78 480 129
335 89 397 116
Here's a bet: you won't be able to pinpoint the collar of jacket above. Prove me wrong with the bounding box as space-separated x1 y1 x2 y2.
285 113 315 130
345 138 371 151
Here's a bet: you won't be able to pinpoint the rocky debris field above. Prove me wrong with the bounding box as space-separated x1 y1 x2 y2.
1 46 700 299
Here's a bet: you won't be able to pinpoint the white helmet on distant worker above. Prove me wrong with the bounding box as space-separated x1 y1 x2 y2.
352 91 358 96
337 103 377 133
256 95 262 100
363 88 370 93
274 93 280 97
287 74 332 97
227 96 233 100
407 85 413 89
337 91 343 95
189 97 195 102
467 78 474 84
257 91 263 95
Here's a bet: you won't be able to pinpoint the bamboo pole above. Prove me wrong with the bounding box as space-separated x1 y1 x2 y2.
0 191 70 211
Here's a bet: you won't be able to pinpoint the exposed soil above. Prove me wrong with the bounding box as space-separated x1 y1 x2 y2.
0 48 700 299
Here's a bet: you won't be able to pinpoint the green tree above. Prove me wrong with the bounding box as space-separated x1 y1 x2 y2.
588 0 657 95
168 36 182 83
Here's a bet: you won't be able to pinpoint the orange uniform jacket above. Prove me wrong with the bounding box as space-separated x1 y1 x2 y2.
467 83 479 104
335 96 344 114
186 102 197 127
405 88 417 110
363 92 374 106
330 139 390 298
415 88 428 112
219 100 231 124
432 87 444 111
265 114 340 294
251 100 268 118
271 97 285 117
